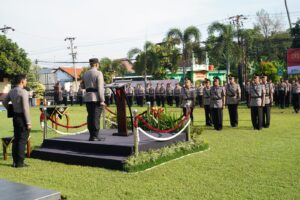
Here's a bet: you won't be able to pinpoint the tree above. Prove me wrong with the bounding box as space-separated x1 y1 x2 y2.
0 35 31 76
99 57 128 83
26 64 45 98
166 26 201 79
291 19 300 48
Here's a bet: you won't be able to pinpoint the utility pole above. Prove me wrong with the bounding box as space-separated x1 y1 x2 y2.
0 25 15 35
64 37 78 90
284 0 292 30
229 15 247 99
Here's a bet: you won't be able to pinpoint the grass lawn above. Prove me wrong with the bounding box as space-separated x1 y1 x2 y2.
0 105 299 200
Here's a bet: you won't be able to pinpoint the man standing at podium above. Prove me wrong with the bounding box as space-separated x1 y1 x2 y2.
82 58 105 141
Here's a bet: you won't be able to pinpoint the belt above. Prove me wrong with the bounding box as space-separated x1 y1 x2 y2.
86 88 98 92
251 96 261 98
227 95 236 97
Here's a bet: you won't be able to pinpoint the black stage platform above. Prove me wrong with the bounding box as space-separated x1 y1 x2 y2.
31 129 186 170
0 179 60 200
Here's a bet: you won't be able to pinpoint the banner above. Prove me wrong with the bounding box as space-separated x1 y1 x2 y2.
287 48 300 75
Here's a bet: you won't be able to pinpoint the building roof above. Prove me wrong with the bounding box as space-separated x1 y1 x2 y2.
55 67 84 80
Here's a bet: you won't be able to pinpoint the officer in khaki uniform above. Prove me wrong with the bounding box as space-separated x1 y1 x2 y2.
249 74 265 130
3 74 31 168
82 58 105 141
181 79 196 123
261 74 273 128
126 83 134 107
278 79 287 109
292 79 300 113
210 77 226 131
148 83 155 107
166 83 174 106
155 83 161 106
203 79 212 126
174 83 181 107
226 75 241 127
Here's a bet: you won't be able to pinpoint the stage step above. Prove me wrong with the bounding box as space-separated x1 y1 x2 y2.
41 139 133 156
31 148 127 170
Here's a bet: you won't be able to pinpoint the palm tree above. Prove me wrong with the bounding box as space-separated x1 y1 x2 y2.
208 22 236 80
166 26 201 80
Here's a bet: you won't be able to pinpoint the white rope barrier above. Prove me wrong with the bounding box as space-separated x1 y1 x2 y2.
47 125 88 135
137 119 191 142
105 118 118 126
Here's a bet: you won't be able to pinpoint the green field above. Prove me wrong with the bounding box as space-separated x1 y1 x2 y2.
0 105 299 200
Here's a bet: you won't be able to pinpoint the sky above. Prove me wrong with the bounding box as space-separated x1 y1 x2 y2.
0 0 299 68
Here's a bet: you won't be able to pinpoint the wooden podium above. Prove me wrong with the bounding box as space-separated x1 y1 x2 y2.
105 82 132 136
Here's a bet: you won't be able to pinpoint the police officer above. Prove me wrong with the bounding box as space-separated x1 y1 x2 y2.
69 86 74 106
285 80 292 107
249 74 265 130
136 84 145 107
105 87 112 106
166 83 174 106
155 83 161 106
160 83 166 107
77 85 84 106
244 81 251 108
278 79 287 109
261 74 273 128
126 83 134 107
181 79 195 123
145 83 150 103
82 58 105 141
62 87 68 106
226 75 241 127
149 83 155 107
203 79 212 126
292 79 300 113
174 82 181 107
3 74 31 168
196 83 204 107
210 77 226 131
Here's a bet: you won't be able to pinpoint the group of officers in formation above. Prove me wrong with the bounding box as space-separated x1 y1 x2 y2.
103 74 300 131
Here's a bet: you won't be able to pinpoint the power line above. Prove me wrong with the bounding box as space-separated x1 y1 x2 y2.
64 37 78 90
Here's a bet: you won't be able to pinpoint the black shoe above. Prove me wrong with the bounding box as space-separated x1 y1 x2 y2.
89 137 105 141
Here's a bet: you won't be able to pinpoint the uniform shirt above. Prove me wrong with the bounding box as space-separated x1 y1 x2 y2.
69 89 74 97
210 86 225 108
105 88 112 97
159 86 166 96
3 86 31 124
166 86 174 96
292 83 300 94
278 82 287 93
174 86 182 97
245 83 250 93
226 83 241 105
203 86 211 106
149 86 155 96
145 86 150 95
155 86 160 96
249 83 265 107
181 87 196 108
82 67 105 103
136 87 145 97
263 83 273 105
196 85 204 96
126 86 134 96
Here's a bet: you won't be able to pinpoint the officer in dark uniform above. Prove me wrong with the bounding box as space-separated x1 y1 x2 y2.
226 75 241 127
174 83 181 107
145 83 150 103
69 86 74 106
82 58 105 141
196 83 204 107
160 83 166 107
249 74 265 130
62 87 68 106
149 83 155 107
292 79 300 113
3 74 31 168
210 76 226 131
126 83 134 107
278 79 287 109
262 74 273 128
77 85 84 106
181 79 195 123
155 83 161 106
166 83 174 106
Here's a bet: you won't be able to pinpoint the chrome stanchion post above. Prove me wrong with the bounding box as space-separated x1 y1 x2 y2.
103 106 106 129
133 109 139 155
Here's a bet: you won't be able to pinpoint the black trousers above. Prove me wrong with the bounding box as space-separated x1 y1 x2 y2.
263 104 271 128
127 96 133 107
145 95 150 103
138 96 144 107
285 92 290 107
183 107 194 122
228 104 238 127
251 106 263 130
245 92 250 108
161 96 165 107
278 91 285 108
167 96 173 106
204 105 212 126
149 96 155 107
211 108 223 130
70 96 74 106
292 93 300 113
175 96 180 107
156 95 161 106
197 95 203 107
12 113 29 165
63 97 68 106
105 96 111 106
86 102 103 139
77 96 83 106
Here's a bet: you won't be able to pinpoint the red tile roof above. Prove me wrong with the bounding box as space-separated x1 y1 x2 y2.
57 67 84 79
